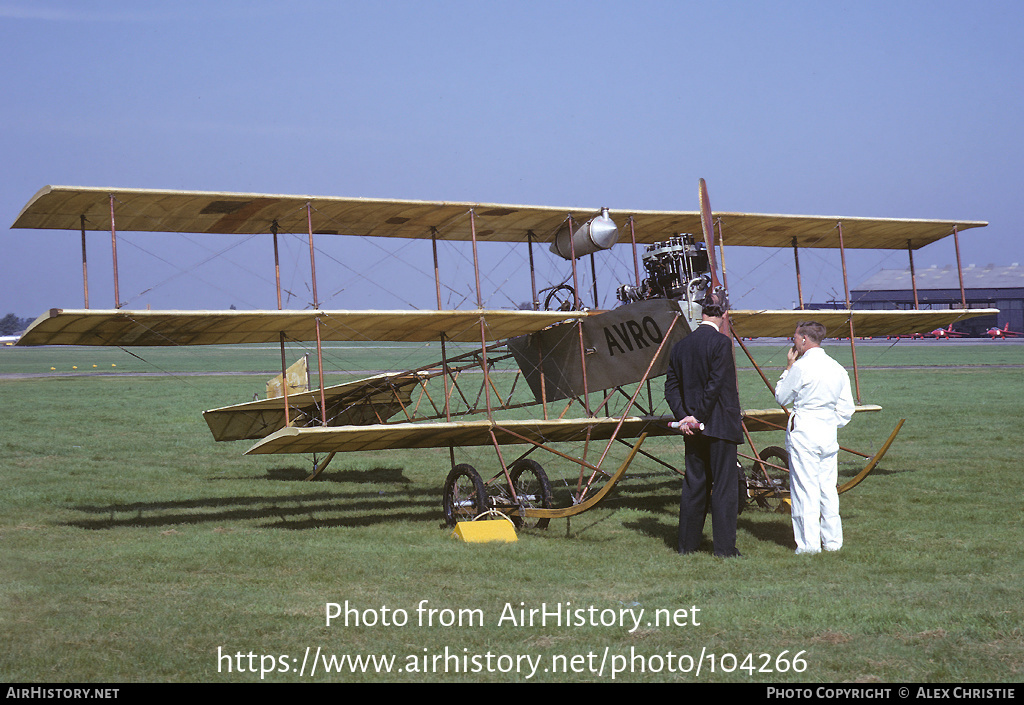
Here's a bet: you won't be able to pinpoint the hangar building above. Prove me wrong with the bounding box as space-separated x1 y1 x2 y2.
845 263 1024 336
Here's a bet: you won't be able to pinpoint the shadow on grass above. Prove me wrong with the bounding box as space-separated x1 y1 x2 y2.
621 504 799 552
60 458 894 540
738 513 796 550
64 465 445 530
261 466 414 484
838 462 904 482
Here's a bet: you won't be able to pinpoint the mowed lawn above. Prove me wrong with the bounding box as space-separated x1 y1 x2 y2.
1 341 1022 683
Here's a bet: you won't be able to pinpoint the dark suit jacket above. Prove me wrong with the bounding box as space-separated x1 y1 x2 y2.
664 322 743 443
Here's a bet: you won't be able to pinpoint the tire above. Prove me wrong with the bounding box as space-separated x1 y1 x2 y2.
442 464 489 527
507 459 554 530
751 446 789 511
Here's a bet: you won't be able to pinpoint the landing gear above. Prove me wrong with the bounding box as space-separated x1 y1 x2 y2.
484 459 554 529
442 464 489 527
749 446 789 511
506 459 553 529
443 459 554 530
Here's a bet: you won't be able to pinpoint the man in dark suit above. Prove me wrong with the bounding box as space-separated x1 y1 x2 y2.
664 290 744 557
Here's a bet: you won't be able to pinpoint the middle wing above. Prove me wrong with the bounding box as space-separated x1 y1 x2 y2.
17 308 586 346
729 308 997 338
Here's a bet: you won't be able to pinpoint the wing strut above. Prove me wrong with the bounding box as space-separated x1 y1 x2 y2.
572 313 681 503
792 237 804 309
110 194 121 309
487 314 681 510
519 433 649 520
306 204 329 425
836 222 863 403
80 215 90 309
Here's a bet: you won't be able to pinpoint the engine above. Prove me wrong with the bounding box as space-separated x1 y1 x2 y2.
616 234 712 307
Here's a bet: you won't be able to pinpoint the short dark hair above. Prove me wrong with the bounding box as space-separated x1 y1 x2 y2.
796 320 827 343
701 288 729 318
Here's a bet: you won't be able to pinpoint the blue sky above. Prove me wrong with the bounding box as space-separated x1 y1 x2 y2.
2 1 1021 316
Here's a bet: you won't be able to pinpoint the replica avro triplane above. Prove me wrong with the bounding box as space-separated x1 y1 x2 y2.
12 180 996 527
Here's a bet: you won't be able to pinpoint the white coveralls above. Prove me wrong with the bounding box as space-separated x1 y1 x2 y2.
774 347 855 554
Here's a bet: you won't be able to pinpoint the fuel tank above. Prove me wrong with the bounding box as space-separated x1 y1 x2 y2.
549 208 618 260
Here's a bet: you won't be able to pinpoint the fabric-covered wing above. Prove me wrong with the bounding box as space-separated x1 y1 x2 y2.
741 405 881 432
13 185 986 249
244 404 884 456
243 416 679 455
705 212 986 250
203 372 423 442
17 308 585 346
729 308 998 339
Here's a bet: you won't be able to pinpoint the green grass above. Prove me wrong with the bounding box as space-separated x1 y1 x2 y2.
1 342 1022 683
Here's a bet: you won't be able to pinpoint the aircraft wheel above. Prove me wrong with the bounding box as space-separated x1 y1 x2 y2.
752 446 789 511
507 459 553 530
443 464 489 527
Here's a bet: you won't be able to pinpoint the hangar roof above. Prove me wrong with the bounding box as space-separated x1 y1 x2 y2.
854 263 1024 292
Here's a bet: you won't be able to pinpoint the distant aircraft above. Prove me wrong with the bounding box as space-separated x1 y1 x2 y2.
986 323 1023 339
928 324 967 339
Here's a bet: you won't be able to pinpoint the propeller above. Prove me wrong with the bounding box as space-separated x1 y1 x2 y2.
698 178 721 291
698 178 730 335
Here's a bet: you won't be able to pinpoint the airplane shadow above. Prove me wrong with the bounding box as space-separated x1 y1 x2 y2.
621 505 797 553
63 461 896 540
617 461 901 553
65 465 446 531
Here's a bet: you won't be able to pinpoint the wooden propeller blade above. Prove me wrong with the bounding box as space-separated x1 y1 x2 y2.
698 178 721 290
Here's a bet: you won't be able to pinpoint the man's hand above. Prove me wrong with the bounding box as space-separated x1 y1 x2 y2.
680 416 700 435
785 345 800 370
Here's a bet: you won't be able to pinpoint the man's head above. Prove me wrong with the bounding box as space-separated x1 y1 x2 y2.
793 320 826 353
701 288 729 319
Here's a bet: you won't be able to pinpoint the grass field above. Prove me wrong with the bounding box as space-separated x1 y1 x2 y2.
1 341 1022 683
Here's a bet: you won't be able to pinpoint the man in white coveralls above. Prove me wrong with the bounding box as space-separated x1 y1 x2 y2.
774 321 855 555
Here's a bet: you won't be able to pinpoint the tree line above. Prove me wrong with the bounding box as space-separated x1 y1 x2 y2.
1 314 33 336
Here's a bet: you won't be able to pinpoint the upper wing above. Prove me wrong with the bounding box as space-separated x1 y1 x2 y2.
729 308 998 338
13 185 986 249
16 308 586 346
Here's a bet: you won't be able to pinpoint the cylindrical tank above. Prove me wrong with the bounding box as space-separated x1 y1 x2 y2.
549 208 618 260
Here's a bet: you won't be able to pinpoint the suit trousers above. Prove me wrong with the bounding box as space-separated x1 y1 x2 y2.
786 420 843 554
679 435 739 556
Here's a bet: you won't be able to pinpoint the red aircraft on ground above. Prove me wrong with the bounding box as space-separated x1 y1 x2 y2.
928 324 967 339
986 323 1024 339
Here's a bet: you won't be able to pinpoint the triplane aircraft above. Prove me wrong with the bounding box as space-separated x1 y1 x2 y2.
12 180 996 530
